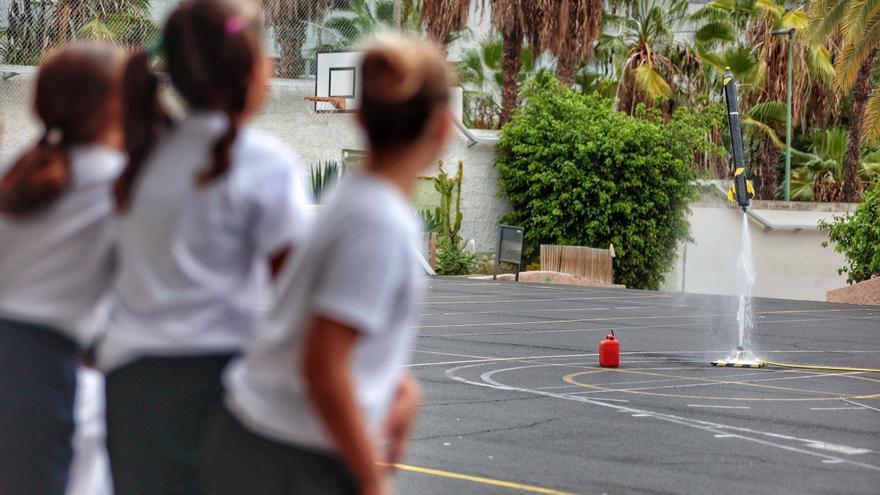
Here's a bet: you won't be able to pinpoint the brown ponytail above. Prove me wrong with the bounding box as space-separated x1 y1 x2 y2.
163 0 262 186
0 132 71 215
360 35 454 149
115 51 171 211
0 43 123 217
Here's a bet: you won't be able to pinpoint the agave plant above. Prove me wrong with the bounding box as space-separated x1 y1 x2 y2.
308 160 347 203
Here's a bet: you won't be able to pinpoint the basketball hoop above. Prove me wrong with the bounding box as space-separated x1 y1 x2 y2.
304 96 347 111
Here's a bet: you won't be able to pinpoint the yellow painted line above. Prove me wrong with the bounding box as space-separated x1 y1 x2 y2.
389 463 579 495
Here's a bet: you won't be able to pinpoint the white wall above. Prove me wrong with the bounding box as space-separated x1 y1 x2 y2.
662 188 855 302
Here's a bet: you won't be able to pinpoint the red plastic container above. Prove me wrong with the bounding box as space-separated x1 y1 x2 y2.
599 332 619 368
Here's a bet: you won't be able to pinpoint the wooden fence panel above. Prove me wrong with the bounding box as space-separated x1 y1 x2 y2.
422 232 437 271
540 244 613 284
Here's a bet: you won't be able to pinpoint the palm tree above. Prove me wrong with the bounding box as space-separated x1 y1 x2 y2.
608 0 691 116
325 0 396 48
2 0 156 65
693 0 835 199
809 0 880 202
536 0 604 87
458 35 545 128
485 0 542 125
421 0 471 46
261 0 331 78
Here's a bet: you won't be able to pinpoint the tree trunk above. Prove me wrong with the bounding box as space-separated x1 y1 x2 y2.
556 55 577 87
500 28 522 126
842 49 877 202
275 25 306 79
751 134 779 200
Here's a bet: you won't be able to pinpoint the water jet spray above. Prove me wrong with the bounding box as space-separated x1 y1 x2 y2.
712 68 763 369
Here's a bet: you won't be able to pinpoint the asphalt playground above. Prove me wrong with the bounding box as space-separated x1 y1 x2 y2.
395 278 880 495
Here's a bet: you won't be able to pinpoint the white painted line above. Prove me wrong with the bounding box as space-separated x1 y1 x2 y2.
841 399 880 414
822 459 845 464
446 361 880 471
631 414 651 417
810 407 866 411
805 442 872 455
714 434 736 438
590 398 629 403
688 405 752 410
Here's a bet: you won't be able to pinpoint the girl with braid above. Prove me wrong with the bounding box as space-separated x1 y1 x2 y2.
0 42 126 495
98 1 310 493
205 34 454 495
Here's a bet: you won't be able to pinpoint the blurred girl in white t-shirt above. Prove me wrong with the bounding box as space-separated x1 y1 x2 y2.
98 0 310 493
0 43 126 495
205 34 454 495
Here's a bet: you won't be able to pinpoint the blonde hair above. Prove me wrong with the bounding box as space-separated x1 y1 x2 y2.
359 34 455 147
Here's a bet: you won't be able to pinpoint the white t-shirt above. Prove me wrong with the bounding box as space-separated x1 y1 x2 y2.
98 112 310 370
225 171 424 452
0 145 124 346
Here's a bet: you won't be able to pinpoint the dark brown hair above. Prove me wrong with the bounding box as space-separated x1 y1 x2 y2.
116 0 263 211
0 43 123 217
360 35 454 148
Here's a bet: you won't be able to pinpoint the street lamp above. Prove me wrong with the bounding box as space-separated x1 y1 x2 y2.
771 27 795 202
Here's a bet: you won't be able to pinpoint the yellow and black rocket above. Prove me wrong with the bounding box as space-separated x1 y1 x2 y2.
723 68 755 211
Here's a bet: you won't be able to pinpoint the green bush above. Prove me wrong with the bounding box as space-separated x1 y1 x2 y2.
496 77 723 289
819 183 880 284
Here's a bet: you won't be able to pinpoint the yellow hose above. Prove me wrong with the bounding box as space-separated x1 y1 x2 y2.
760 360 880 373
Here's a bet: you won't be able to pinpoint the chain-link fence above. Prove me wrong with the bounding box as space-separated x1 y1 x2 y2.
1 0 405 162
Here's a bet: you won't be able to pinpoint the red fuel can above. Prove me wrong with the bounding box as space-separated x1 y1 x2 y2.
599 332 619 368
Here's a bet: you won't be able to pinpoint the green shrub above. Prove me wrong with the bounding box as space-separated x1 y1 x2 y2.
435 235 476 275
819 183 880 284
496 77 722 289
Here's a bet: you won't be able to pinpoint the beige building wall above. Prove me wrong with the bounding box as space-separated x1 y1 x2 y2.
663 187 854 302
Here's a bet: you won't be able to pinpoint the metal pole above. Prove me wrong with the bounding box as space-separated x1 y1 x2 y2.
784 30 793 202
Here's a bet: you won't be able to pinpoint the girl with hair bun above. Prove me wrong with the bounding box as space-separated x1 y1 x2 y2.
0 42 126 495
98 0 310 493
205 34 454 495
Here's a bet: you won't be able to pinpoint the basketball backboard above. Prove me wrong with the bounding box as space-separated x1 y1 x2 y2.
313 51 364 113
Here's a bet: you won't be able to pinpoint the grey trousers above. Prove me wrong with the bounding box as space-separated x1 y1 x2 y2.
203 408 358 495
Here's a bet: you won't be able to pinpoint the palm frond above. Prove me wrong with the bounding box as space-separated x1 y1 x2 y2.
807 0 847 43
755 0 784 19
781 10 809 30
743 117 784 146
695 20 737 44
865 88 880 144
840 0 879 50
747 101 787 124
633 64 672 98
834 15 880 91
807 43 836 84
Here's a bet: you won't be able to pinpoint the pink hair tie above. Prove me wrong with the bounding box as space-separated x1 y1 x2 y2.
225 16 245 35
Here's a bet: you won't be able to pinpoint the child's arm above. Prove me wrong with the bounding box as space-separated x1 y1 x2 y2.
302 314 389 495
382 371 422 466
